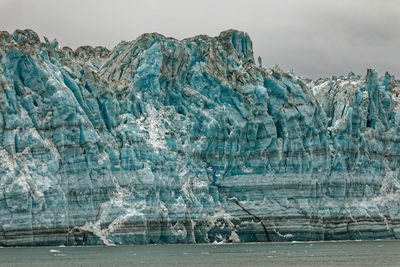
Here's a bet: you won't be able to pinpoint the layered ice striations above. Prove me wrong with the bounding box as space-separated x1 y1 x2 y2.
0 29 399 246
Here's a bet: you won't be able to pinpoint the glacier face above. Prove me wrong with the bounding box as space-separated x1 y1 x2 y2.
0 29 399 246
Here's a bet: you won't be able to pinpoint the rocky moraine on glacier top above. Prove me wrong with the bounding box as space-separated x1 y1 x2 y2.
0 29 399 246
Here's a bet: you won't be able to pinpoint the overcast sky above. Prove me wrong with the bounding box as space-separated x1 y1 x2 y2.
1 0 399 79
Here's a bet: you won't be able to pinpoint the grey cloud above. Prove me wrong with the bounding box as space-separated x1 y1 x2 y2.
0 0 399 79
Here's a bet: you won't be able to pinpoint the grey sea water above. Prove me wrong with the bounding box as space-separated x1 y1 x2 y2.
0 240 399 266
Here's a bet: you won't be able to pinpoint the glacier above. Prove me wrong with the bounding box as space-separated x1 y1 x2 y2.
0 29 399 246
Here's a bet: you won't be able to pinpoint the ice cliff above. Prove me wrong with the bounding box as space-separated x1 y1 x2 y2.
0 29 399 246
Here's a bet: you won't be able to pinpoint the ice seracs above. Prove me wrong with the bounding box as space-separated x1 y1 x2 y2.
0 29 399 246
